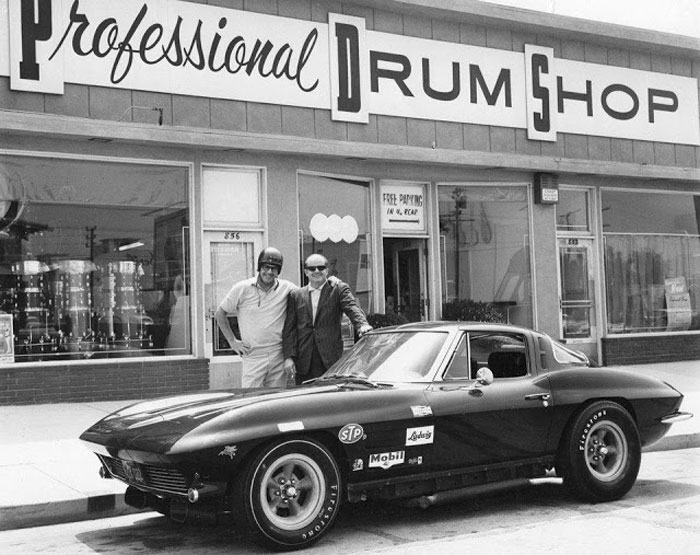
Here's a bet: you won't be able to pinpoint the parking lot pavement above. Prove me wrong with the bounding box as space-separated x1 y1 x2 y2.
0 360 697 531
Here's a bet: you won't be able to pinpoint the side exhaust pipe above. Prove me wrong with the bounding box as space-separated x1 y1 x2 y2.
404 477 561 509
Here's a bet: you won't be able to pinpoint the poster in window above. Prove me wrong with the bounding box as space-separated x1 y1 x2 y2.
665 277 692 331
0 314 14 363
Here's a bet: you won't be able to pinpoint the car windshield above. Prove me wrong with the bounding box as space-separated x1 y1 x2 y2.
326 331 448 383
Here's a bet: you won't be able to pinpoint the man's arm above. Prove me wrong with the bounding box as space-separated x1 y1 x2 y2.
336 281 373 335
282 292 298 360
282 292 299 378
214 306 250 355
214 283 253 358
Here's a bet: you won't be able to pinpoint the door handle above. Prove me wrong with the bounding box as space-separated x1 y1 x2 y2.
525 393 551 406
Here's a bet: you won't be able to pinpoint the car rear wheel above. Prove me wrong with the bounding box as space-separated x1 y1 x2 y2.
233 438 342 550
559 401 641 502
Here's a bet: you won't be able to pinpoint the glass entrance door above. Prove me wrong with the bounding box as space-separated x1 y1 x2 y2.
558 237 598 362
385 238 428 322
203 231 261 365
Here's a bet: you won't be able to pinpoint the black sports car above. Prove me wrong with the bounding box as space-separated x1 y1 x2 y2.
80 322 692 550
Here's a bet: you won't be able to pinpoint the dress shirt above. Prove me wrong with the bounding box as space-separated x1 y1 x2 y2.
309 282 326 322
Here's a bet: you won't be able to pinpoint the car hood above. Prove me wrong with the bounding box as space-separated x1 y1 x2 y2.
80 383 425 455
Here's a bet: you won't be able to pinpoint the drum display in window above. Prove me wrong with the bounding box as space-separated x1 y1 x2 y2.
56 260 94 347
98 261 153 350
11 260 52 359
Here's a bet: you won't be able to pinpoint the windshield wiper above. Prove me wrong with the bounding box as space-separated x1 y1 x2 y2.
319 373 393 388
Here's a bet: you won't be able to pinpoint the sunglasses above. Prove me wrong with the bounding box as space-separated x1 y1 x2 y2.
260 264 280 273
305 265 327 272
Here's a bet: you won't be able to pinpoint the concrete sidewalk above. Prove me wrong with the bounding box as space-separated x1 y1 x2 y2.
0 361 698 532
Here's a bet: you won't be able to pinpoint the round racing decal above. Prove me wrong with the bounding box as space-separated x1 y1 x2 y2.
338 423 364 444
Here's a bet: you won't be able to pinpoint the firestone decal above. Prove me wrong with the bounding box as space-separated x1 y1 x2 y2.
300 484 338 540
579 409 608 451
218 445 238 459
408 456 423 465
406 425 434 446
338 423 365 444
352 458 364 471
369 451 405 470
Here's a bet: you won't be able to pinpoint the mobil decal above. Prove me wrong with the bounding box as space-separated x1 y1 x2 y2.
368 450 405 470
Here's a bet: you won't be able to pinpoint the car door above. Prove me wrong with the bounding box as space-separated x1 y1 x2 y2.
424 330 553 470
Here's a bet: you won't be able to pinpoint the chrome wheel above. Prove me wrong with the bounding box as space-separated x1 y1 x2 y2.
559 401 641 502
258 453 325 530
584 420 628 482
234 439 342 549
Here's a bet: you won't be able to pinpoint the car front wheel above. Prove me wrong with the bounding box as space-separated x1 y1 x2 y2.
559 401 641 502
233 438 342 550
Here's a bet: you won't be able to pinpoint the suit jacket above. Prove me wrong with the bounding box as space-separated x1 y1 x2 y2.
283 278 369 375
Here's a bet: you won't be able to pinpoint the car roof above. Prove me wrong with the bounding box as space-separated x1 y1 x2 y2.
370 320 537 336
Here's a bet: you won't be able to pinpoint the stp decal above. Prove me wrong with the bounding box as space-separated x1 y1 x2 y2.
338 423 365 444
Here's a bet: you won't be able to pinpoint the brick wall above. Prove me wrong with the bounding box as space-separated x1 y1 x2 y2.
602 335 700 366
0 358 210 405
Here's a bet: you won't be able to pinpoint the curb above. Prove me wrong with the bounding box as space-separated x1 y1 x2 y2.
1 433 698 532
643 432 700 453
0 494 141 532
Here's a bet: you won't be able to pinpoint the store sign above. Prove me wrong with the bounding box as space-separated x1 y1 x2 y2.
381 184 425 232
2 0 698 145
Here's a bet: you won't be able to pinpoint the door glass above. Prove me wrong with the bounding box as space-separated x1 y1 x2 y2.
560 246 591 339
397 248 422 322
209 241 255 356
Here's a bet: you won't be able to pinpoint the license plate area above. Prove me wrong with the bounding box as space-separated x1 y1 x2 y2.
123 461 145 484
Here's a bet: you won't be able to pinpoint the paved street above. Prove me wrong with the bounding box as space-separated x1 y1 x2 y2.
2 447 699 555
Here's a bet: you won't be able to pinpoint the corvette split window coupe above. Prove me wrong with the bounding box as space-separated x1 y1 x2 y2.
80 322 692 550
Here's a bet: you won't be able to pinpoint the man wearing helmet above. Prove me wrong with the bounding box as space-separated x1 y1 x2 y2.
215 247 298 388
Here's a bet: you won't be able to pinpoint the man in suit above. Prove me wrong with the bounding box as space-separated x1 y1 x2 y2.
283 253 372 384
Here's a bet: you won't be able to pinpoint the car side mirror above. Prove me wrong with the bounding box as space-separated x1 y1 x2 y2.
475 367 494 385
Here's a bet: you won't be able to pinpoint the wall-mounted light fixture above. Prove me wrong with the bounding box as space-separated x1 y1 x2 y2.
119 105 164 125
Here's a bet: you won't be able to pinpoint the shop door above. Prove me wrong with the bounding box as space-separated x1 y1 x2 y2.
557 237 598 362
386 239 428 322
203 231 262 386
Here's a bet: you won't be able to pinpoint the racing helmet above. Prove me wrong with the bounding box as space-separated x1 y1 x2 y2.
257 247 283 273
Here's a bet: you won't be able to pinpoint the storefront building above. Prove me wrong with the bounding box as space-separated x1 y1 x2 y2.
1 0 698 404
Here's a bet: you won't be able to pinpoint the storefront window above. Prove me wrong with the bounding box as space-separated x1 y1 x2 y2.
0 154 190 362
297 173 374 314
603 190 700 334
439 185 532 327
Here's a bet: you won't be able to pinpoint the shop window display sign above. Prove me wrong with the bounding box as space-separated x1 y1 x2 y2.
665 277 692 331
0 313 14 363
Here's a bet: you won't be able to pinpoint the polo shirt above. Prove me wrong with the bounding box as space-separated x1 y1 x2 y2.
218 277 297 350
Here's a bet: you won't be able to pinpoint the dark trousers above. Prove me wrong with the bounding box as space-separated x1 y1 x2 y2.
295 341 327 385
